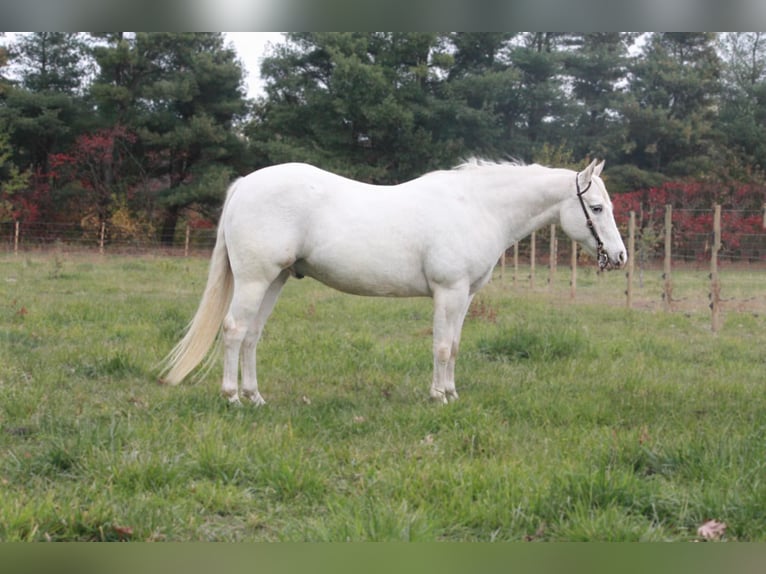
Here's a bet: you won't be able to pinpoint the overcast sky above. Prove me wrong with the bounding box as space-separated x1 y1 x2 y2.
225 32 285 98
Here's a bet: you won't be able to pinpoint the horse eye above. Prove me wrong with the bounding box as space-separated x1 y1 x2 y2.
590 205 603 214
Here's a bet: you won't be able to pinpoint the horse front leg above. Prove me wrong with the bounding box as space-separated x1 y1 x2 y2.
430 285 470 403
444 293 474 401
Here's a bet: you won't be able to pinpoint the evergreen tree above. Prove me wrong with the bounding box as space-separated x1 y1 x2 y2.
0 123 29 222
253 32 502 182
448 32 515 78
0 37 26 222
561 33 635 162
11 32 91 94
716 32 766 176
4 30 766 234
90 33 249 243
506 33 569 157
620 33 721 181
255 33 411 181
90 33 150 126
439 33 517 158
0 34 9 89
0 33 90 174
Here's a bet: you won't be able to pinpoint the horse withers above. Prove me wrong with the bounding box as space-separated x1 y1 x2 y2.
162 159 626 404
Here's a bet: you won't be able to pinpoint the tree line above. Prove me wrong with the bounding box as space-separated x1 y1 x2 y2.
1 32 765 246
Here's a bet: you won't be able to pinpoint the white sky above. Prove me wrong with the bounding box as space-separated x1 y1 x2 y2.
224 32 285 98
2 32 285 99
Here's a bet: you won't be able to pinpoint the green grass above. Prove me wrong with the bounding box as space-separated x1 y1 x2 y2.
1 252 765 541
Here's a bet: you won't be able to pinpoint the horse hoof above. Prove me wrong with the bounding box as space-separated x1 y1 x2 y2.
223 393 242 406
429 390 448 404
244 392 266 406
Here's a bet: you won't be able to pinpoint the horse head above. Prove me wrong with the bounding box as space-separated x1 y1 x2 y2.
559 159 627 271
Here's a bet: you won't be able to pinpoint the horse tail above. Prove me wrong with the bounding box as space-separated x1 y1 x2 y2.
160 180 240 385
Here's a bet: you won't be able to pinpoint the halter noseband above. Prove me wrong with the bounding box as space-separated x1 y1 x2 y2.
575 174 609 270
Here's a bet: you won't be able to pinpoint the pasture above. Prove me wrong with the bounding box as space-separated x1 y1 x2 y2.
1 253 765 541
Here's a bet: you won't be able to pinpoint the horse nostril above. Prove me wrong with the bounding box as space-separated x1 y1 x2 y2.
619 251 627 264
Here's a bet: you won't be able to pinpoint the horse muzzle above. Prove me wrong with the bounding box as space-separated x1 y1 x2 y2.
598 249 627 271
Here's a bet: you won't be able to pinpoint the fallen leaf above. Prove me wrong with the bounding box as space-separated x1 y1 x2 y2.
128 396 148 409
524 522 546 542
113 525 133 540
301 395 311 405
697 519 726 541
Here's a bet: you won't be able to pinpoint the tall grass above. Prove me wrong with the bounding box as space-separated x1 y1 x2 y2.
1 253 764 541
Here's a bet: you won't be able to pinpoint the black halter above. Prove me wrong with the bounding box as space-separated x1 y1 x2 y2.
575 174 609 270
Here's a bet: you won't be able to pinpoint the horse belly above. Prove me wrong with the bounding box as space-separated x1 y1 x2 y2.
294 250 430 297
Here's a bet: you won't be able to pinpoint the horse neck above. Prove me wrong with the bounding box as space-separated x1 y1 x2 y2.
471 167 573 246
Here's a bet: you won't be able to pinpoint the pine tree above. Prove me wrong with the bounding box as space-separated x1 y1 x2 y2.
620 33 721 180
252 33 533 180
561 33 635 162
0 124 29 222
11 33 91 94
256 34 409 181
716 33 766 175
90 33 249 244
0 33 90 174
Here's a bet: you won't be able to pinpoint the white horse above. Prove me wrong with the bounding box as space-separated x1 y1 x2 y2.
162 159 626 404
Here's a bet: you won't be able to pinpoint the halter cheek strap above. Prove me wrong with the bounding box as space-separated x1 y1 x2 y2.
575 174 608 270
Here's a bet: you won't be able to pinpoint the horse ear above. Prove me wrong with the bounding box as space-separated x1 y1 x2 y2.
593 160 605 178
577 159 599 188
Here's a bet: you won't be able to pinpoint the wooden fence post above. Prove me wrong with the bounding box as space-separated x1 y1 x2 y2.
548 224 557 289
499 251 505 282
710 204 722 333
184 223 191 257
529 231 536 289
662 204 673 311
513 242 519 288
626 211 635 308
14 220 20 255
99 222 106 255
570 239 577 299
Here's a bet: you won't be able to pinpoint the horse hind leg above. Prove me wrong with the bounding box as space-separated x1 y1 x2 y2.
240 270 289 405
222 279 273 404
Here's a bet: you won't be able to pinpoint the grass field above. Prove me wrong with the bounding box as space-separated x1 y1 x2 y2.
1 252 765 541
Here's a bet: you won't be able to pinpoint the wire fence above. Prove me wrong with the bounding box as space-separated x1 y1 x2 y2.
506 208 766 265
3 206 766 329
1 220 218 256
4 208 765 260
497 207 766 330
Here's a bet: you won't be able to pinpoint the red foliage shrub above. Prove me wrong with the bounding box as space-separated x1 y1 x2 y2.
612 180 766 261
